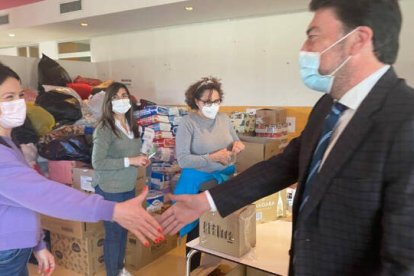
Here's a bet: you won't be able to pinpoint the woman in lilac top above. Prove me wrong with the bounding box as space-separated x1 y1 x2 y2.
0 63 163 276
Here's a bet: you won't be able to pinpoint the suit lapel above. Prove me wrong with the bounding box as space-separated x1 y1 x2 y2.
297 68 400 223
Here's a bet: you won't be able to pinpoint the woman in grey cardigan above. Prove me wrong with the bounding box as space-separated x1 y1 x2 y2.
92 82 153 276
175 76 245 271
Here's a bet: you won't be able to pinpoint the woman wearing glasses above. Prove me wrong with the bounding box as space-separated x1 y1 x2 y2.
91 82 153 276
175 76 245 270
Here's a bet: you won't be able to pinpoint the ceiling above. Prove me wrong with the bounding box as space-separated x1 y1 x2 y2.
0 0 309 48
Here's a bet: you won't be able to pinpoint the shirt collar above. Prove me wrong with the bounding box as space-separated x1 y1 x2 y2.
115 118 133 138
339 65 390 110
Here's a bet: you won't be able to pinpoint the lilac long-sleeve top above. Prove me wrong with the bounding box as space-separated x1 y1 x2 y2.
0 136 115 251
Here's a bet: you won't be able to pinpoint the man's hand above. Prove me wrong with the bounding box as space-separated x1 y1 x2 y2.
33 248 55 276
113 186 163 247
160 192 211 235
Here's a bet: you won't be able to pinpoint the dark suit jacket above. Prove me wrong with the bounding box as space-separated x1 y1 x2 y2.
209 68 414 275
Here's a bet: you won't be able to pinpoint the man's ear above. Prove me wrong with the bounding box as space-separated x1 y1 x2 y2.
349 26 374 55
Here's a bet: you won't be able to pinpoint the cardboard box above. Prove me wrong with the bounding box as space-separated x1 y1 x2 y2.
40 215 103 239
72 167 95 192
255 193 278 224
199 205 256 258
135 178 146 195
51 232 104 276
236 136 283 173
137 166 147 181
255 189 287 224
125 233 178 271
255 108 286 127
48 160 88 185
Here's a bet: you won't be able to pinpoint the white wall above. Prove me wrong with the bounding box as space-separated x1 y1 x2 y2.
38 41 58 60
92 12 318 106
0 47 18 56
91 1 414 107
0 55 97 89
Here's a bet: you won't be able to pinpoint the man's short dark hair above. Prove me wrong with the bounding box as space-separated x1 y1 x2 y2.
309 0 402 64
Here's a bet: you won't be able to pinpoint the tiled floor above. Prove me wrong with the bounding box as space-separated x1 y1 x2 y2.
28 238 188 276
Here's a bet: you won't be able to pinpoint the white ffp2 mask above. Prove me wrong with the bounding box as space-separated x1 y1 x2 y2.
201 104 219 119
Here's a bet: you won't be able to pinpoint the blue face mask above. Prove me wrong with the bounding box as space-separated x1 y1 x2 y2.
299 28 357 93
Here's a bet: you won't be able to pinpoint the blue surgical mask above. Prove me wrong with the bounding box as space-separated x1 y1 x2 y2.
299 28 357 93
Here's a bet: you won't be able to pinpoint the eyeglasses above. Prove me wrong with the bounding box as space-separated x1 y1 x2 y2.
198 99 221 107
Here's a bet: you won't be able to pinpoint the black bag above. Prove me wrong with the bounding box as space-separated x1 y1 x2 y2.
38 54 72 90
38 135 92 163
35 90 82 125
11 117 39 146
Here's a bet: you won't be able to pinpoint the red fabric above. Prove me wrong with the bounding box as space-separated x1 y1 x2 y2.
67 83 93 100
73 75 102 86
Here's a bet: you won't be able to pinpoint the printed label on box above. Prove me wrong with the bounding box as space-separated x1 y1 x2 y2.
80 175 94 192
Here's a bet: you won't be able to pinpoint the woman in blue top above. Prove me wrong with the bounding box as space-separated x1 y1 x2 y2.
175 76 245 270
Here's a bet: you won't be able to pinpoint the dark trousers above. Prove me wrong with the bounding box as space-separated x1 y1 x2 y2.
186 223 201 272
95 185 135 276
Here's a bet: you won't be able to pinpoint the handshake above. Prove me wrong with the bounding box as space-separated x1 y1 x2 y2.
114 187 209 245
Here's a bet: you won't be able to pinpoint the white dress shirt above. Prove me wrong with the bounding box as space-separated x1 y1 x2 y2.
206 65 391 212
115 118 134 167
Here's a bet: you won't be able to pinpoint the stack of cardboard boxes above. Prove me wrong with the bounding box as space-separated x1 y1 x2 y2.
44 160 105 275
44 160 157 275
235 134 288 224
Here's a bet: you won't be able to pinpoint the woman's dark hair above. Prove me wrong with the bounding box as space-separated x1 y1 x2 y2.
309 0 402 64
185 76 223 110
0 63 21 85
98 82 139 138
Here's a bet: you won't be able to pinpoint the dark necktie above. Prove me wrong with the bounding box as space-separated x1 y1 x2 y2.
300 101 348 211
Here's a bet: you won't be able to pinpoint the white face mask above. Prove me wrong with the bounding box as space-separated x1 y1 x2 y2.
0 99 26 129
112 99 131 114
201 104 220 119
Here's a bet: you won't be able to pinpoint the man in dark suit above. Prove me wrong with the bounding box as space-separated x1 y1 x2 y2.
161 0 414 275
